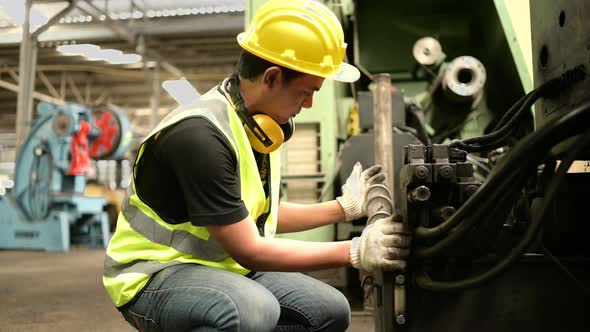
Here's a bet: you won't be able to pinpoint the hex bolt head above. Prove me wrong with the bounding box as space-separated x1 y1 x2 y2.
395 274 405 285
441 206 456 219
439 165 454 178
396 315 406 325
465 184 479 197
414 165 429 179
409 186 431 203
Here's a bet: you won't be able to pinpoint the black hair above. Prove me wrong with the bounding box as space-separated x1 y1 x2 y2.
236 49 305 83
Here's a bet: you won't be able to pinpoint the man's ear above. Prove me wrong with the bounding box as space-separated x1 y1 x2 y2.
262 66 282 89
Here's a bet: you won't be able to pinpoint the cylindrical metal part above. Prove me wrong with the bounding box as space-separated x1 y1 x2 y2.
432 206 457 222
442 56 486 105
465 184 479 198
365 183 393 217
412 37 444 67
367 211 391 225
438 165 454 179
408 185 431 203
414 165 429 180
373 73 395 203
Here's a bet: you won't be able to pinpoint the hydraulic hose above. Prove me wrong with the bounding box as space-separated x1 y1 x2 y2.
451 65 586 152
414 98 590 248
414 128 590 291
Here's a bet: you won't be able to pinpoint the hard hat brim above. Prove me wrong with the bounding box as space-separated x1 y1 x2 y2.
329 62 361 83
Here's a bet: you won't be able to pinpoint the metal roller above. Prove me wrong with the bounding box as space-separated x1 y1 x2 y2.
413 37 445 67
442 55 487 105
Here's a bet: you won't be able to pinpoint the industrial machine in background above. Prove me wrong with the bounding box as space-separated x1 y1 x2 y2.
0 102 131 252
335 0 589 331
85 159 132 231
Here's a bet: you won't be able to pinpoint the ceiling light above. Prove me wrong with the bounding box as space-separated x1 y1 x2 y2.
109 54 142 64
56 43 100 56
56 44 141 64
85 48 123 61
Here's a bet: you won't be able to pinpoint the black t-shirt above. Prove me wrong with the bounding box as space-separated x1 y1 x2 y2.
134 117 249 226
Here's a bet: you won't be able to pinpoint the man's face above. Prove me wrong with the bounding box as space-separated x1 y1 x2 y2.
261 71 325 124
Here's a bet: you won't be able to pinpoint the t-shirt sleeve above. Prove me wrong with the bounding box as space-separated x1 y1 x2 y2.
156 117 249 226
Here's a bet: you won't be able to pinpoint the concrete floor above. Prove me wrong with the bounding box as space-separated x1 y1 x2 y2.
0 248 374 332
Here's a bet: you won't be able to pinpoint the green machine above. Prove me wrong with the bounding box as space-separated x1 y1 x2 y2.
245 1 589 331
337 1 590 331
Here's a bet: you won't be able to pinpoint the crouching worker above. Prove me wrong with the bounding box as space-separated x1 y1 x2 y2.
103 1 411 331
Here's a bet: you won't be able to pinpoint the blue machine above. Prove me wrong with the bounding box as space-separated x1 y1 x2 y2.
0 102 131 252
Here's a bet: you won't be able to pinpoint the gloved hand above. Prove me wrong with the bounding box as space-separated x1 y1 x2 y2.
337 162 386 221
349 215 411 272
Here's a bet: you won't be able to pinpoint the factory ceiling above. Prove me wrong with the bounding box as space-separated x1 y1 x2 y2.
0 0 245 133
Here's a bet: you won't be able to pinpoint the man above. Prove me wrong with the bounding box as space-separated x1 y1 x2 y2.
103 1 410 331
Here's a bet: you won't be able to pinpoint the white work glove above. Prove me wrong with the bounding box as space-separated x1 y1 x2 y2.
337 162 386 221
350 215 411 272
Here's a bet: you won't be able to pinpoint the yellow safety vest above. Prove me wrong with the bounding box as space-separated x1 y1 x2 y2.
103 85 281 308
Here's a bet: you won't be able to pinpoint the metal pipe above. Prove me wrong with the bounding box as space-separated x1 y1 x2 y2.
373 73 406 329
364 183 393 218
373 73 394 197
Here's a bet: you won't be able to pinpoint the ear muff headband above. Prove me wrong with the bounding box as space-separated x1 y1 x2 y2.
280 118 294 142
220 74 293 154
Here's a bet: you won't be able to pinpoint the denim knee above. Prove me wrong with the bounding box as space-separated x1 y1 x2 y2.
318 288 351 331
228 288 281 332
184 286 280 332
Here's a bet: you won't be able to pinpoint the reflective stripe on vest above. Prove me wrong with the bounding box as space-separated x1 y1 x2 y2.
103 86 281 307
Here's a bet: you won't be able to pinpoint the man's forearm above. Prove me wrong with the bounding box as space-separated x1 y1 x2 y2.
276 201 346 233
240 237 353 271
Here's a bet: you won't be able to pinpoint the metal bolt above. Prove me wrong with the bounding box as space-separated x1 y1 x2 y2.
409 186 431 203
465 184 478 197
395 274 405 285
438 165 454 178
396 315 406 325
414 165 429 179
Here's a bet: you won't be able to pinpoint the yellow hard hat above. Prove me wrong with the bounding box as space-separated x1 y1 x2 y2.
238 0 360 83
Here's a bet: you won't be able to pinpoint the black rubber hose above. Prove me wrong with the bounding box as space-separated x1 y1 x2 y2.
451 65 586 151
461 89 542 147
414 98 590 243
492 91 532 131
414 128 590 291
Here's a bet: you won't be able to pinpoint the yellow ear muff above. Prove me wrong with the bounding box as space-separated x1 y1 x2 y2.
245 114 284 154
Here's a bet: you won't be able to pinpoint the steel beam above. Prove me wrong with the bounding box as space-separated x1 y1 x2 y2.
15 0 35 150
14 0 78 150
81 0 185 78
0 78 65 105
37 71 61 99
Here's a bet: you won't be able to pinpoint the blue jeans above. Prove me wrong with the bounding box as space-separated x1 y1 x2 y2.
121 264 351 332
